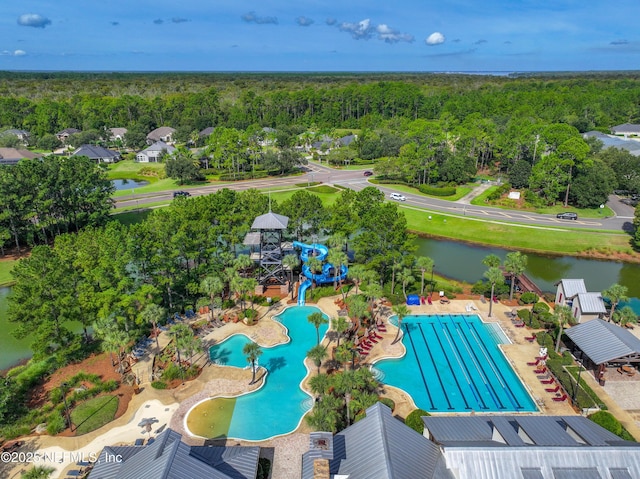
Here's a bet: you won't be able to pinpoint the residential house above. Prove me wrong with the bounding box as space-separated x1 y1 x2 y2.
73 144 121 164
555 279 606 323
56 128 81 142
136 141 175 162
611 123 640 138
1 129 31 144
108 127 128 142
337 134 357 147
88 428 260 479
422 414 640 478
146 126 176 145
301 403 449 479
0 148 42 166
583 131 640 157
199 127 214 138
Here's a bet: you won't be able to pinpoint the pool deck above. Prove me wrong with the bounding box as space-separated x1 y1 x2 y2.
9 297 640 479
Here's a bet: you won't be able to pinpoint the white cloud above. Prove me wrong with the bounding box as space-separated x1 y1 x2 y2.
1 50 27 56
296 16 314 27
241 12 278 25
17 13 51 28
13 50 26 56
425 32 445 45
338 19 413 43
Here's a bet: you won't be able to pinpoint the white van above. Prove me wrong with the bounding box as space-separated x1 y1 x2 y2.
390 193 406 201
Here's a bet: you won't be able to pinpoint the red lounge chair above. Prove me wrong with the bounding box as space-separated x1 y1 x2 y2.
534 366 547 374
545 385 560 393
492 296 499 303
540 377 555 384
515 322 525 328
527 359 541 366
359 350 369 356
427 296 433 305
373 332 384 339
377 324 387 332
552 394 568 402
524 335 536 342
536 355 548 361
368 335 379 343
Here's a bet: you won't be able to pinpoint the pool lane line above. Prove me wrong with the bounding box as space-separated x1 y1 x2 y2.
464 318 523 410
437 315 487 410
416 322 454 410
403 322 436 410
451 319 504 410
428 320 472 410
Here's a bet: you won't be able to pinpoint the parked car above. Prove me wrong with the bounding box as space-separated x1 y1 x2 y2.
556 212 578 220
173 191 191 198
363 170 373 177
390 192 406 201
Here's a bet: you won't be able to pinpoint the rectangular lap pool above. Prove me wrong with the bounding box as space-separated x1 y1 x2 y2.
374 314 537 413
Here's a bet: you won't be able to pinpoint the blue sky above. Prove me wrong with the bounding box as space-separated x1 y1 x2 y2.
1 1 638 72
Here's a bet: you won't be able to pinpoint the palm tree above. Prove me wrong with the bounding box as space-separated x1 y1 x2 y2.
243 341 263 384
392 304 410 344
614 306 637 328
484 267 504 318
332 316 350 347
282 254 300 300
398 268 415 300
200 275 224 321
234 253 253 277
504 251 527 300
140 303 165 350
327 248 348 288
327 232 347 251
347 264 369 296
346 295 369 332
21 465 56 479
482 254 501 268
308 311 329 345
602 283 629 321
415 256 434 296
362 281 384 323
306 257 323 288
309 373 330 395
553 304 574 353
307 344 328 374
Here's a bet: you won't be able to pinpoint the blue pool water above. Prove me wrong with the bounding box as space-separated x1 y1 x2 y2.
205 306 328 441
375 314 537 413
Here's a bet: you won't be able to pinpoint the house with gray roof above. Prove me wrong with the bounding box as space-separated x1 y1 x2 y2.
422 415 640 479
583 131 640 157
108 127 128 142
199 127 215 138
555 279 606 323
73 144 121 164
136 141 176 162
611 123 640 138
1 129 30 144
88 428 260 479
301 402 450 479
56 128 81 142
146 126 175 145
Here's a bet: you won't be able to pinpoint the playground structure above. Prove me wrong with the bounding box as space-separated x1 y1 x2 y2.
293 241 348 306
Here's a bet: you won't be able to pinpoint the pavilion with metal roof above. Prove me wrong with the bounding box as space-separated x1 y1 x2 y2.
565 319 640 366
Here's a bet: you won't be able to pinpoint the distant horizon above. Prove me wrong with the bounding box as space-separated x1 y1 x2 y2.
1 1 637 71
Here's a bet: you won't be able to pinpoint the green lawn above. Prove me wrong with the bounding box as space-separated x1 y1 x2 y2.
70 395 119 435
0 259 17 286
400 206 633 256
111 210 154 225
185 397 236 438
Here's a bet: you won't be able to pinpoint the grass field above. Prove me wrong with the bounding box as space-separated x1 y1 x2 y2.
185 397 236 438
71 395 119 435
0 259 17 286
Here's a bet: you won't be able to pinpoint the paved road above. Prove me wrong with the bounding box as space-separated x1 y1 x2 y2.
115 163 631 233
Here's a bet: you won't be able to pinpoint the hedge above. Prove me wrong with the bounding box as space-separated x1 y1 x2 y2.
417 184 457 196
219 171 268 181
405 409 430 434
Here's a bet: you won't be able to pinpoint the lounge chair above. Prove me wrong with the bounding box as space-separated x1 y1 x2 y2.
545 385 560 393
373 332 383 340
540 377 555 384
134 438 144 446
480 296 487 304
514 322 525 328
524 334 536 343
527 358 541 366
427 296 433 305
534 366 547 374
552 394 568 402
368 335 379 343
492 296 499 303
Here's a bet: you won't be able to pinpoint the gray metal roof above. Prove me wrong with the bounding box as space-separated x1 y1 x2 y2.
424 416 624 448
139 141 176 154
611 123 640 134
302 402 449 479
565 319 640 364
73 144 121 160
610 468 634 479
88 428 259 479
558 279 587 298
147 126 176 140
552 468 602 479
583 131 640 156
57 127 81 135
199 127 214 137
575 293 607 314
251 211 289 230
521 469 544 479
242 231 261 246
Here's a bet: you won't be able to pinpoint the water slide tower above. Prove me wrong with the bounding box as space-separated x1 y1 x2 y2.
244 211 290 289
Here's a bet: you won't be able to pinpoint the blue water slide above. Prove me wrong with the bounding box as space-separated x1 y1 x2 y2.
293 241 349 306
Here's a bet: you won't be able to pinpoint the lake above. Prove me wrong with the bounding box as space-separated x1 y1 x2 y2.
111 179 149 190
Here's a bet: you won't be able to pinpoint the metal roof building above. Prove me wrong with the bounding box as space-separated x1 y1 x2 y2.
565 319 640 365
583 131 640 156
88 428 260 479
250 211 289 230
301 402 450 479
73 144 121 163
422 415 640 479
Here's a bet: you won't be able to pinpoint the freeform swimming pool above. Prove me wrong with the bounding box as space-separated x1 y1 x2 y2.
194 305 328 441
374 314 537 413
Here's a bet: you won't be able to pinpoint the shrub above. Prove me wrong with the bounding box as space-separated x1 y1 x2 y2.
487 182 511 201
162 363 183 381
589 411 623 436
219 171 268 181
517 309 532 322
0 424 32 440
405 409 430 434
257 458 272 479
46 412 66 435
417 184 456 196
49 388 63 405
519 292 539 304
532 302 550 314
151 381 168 389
